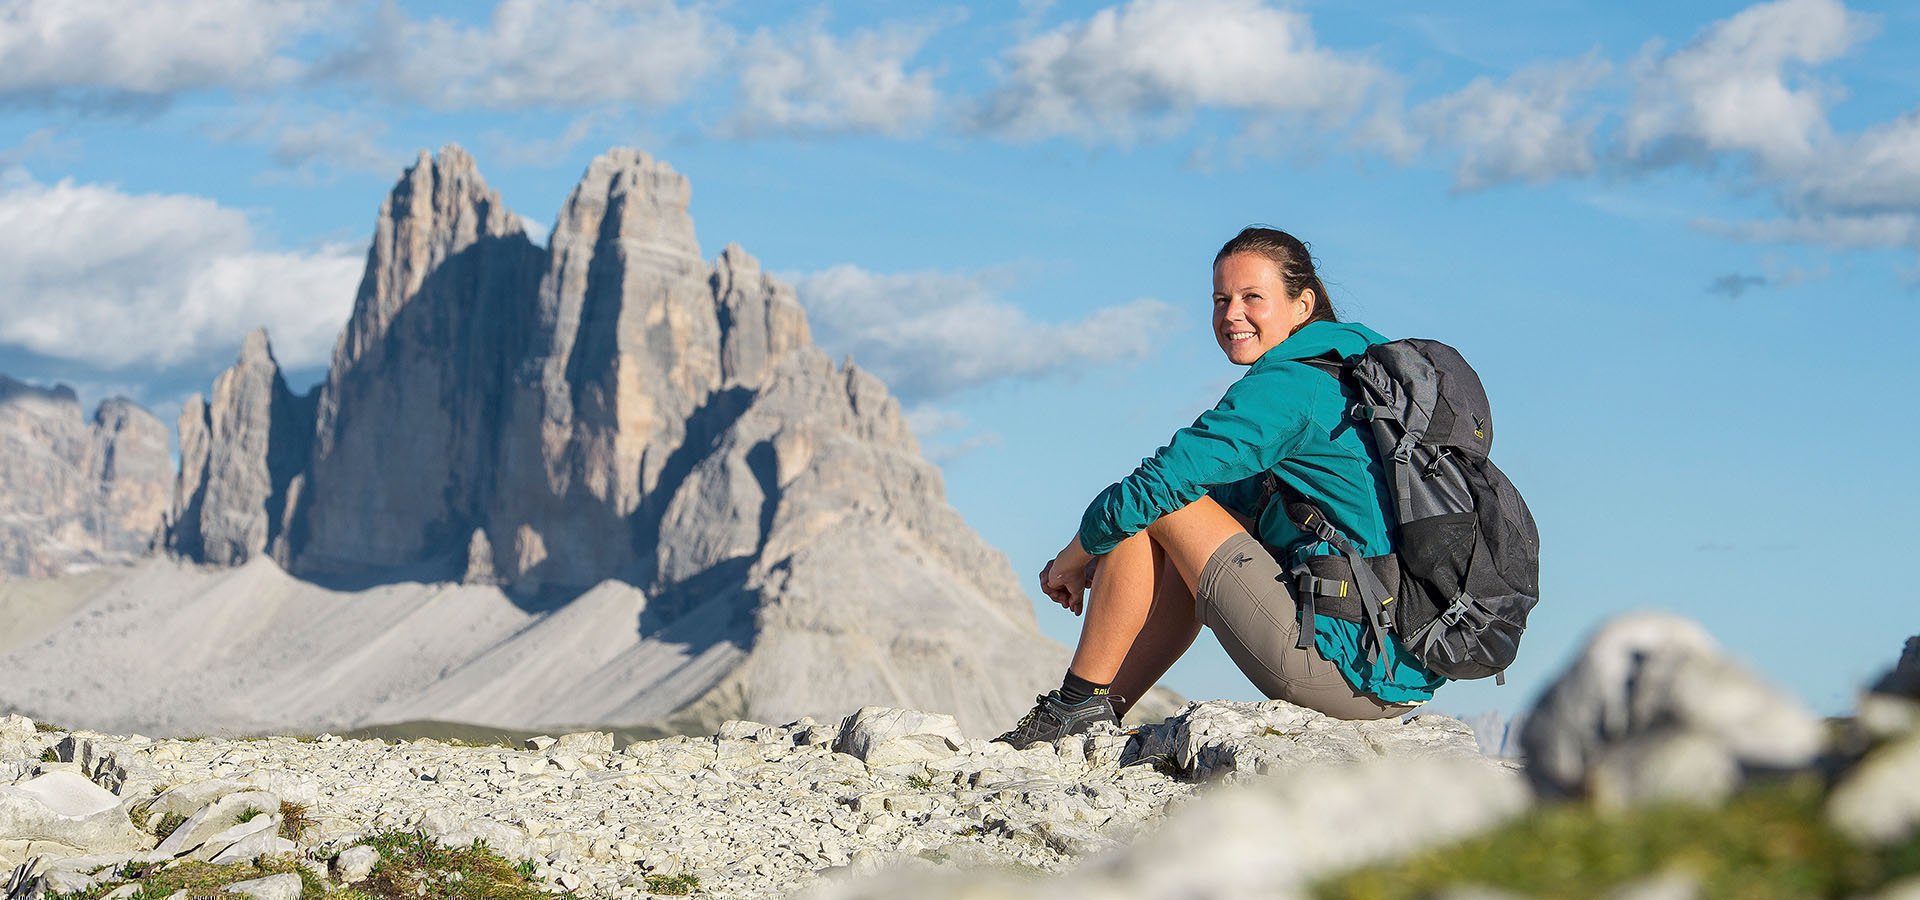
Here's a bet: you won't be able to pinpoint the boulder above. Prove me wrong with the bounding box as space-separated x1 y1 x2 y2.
794 756 1528 900
1860 635 1920 739
550 732 614 755
188 813 278 862
222 872 302 900
1130 700 1486 780
1587 731 1740 810
1518 612 1822 800
1828 731 1920 845
834 708 965 767
153 790 280 857
208 830 296 865
333 844 380 884
0 716 38 764
0 772 148 857
141 780 251 825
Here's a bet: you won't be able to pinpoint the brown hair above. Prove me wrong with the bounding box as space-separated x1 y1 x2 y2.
1214 226 1339 329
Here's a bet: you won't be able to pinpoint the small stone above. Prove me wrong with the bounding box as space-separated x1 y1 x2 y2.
523 736 557 752
1829 731 1920 846
715 721 767 741
333 845 380 884
552 732 614 755
1589 732 1739 811
1606 870 1701 900
834 708 966 768
1036 820 1120 856
222 873 302 900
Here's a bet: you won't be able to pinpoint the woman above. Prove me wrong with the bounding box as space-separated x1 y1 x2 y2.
995 226 1444 747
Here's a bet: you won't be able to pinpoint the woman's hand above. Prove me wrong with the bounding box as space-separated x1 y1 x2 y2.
1038 537 1099 615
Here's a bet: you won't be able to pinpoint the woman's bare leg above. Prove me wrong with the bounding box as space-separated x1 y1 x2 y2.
1064 496 1248 706
1109 550 1200 718
1065 527 1158 684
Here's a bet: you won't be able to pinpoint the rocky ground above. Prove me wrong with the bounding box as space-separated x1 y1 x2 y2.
0 700 1491 899
4 614 1917 900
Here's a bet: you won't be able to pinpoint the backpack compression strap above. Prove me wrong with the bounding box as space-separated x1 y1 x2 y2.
1286 500 1396 664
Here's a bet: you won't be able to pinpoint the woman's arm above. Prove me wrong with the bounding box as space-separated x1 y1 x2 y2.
1076 365 1323 557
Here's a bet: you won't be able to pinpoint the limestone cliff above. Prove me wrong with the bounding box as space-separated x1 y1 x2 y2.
0 377 169 579
6 145 1066 737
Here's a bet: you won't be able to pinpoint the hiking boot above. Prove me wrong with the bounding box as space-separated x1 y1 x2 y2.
993 690 1119 748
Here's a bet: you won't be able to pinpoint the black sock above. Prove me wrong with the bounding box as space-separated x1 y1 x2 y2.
1059 670 1111 705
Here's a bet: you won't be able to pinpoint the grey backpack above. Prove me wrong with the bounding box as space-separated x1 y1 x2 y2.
1277 339 1540 682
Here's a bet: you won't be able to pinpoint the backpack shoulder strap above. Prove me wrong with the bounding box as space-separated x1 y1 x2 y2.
1296 355 1345 378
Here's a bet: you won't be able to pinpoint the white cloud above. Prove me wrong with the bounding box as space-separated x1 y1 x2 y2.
1794 109 1920 215
215 106 400 181
334 0 726 110
977 0 1383 141
724 22 942 137
791 265 1172 401
1621 0 1873 170
1416 56 1610 190
903 405 1002 463
1698 211 1920 250
0 173 360 370
0 0 319 104
487 111 616 168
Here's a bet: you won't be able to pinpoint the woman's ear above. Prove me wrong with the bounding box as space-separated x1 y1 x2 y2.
1294 288 1316 327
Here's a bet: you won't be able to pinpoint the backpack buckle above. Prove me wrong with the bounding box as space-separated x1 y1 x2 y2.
1390 432 1420 464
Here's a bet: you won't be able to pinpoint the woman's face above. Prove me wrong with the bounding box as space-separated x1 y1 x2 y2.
1213 252 1313 366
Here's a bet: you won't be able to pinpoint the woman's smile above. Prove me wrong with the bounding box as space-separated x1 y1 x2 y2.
1213 252 1309 366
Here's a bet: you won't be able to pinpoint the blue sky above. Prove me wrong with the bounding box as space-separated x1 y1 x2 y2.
2 0 1916 719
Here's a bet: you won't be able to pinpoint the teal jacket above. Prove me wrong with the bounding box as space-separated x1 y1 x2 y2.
1077 320 1444 702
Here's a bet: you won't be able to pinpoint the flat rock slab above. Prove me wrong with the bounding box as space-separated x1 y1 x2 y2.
835 708 966 767
0 772 147 860
222 872 302 900
1131 700 1488 780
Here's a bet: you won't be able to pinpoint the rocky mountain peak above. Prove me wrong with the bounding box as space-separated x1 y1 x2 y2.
168 330 313 567
334 145 528 375
0 378 168 579
561 148 702 271
237 327 274 365
0 374 79 412
11 145 1070 738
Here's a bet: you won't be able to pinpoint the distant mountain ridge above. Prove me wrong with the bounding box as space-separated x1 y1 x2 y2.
0 376 169 579
0 146 1083 737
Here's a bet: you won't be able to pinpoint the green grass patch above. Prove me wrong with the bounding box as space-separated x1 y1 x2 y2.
645 872 700 895
1316 776 1920 900
233 806 267 824
332 828 560 899
907 774 935 791
38 747 59 763
152 812 188 841
47 856 324 900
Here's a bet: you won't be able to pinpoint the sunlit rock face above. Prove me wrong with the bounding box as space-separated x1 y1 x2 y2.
65 145 1066 737
0 377 169 579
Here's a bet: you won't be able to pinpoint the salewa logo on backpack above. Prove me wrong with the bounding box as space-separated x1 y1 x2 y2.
1281 339 1540 683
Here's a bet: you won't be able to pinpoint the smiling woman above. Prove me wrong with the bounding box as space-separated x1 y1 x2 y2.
994 226 1447 748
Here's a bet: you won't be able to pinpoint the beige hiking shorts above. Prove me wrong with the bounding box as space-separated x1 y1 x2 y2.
1194 532 1414 721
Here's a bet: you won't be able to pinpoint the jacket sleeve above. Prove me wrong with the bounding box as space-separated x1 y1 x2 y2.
1078 367 1321 555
